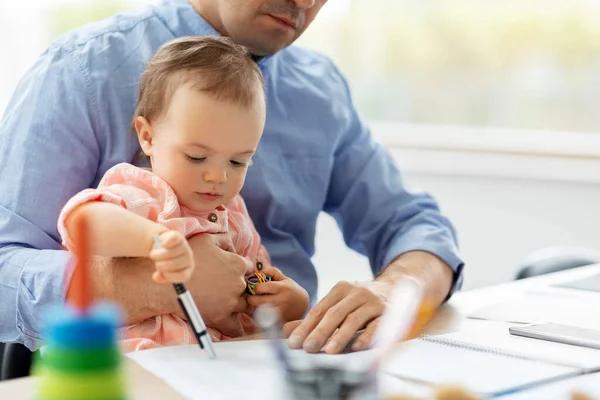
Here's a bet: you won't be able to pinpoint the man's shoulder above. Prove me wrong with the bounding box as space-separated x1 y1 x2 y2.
41 5 171 87
50 5 160 52
272 45 348 92
277 45 339 73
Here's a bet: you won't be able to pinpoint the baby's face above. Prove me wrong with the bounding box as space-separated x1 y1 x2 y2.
144 85 265 212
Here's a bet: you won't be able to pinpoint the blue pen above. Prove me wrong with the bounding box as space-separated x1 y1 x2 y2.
153 234 216 359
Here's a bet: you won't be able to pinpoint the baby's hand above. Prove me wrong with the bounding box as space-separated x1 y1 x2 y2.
149 231 195 283
247 266 309 322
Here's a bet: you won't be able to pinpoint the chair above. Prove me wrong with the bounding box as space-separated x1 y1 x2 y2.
515 246 600 280
0 343 33 381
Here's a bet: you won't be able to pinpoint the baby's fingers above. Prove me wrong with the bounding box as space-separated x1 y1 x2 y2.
155 256 193 273
157 230 185 249
152 270 167 283
149 245 187 262
154 257 194 283
156 268 193 283
261 266 286 281
252 281 281 295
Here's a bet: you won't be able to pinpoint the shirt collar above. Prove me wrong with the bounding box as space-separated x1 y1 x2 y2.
158 0 274 66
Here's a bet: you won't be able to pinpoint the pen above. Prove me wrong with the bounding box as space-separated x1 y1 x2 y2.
153 234 216 359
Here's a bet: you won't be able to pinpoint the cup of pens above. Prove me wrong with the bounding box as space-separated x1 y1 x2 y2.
255 304 380 400
256 277 432 400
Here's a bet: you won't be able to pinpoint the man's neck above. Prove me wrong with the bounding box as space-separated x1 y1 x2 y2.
187 0 266 64
188 0 226 36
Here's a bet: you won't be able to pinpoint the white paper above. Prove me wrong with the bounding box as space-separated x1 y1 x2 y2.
127 340 382 400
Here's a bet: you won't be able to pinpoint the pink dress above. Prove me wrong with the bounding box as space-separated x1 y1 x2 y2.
57 163 268 352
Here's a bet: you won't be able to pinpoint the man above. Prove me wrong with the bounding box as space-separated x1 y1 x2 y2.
0 0 463 354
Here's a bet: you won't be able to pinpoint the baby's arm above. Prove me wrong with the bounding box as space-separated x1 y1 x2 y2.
247 266 310 322
65 203 194 283
65 201 166 257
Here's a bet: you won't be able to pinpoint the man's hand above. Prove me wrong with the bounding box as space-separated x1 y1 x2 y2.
183 233 254 337
93 232 254 333
284 251 454 354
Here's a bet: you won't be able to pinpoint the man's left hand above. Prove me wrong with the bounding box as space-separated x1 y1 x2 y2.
284 280 392 353
284 251 454 354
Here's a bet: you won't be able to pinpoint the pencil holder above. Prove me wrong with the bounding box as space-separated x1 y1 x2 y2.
285 366 379 400
32 302 128 400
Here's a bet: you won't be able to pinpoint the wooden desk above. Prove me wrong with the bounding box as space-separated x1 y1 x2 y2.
2 264 599 399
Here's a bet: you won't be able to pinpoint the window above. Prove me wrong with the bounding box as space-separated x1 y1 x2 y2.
299 0 600 133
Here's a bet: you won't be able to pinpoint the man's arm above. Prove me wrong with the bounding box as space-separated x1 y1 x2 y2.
376 251 454 308
90 256 176 324
286 62 463 354
0 45 103 349
322 101 463 285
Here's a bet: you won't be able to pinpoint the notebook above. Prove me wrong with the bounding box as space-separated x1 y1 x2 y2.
438 321 600 371
382 334 593 397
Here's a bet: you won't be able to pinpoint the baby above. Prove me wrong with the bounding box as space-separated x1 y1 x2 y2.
57 36 309 352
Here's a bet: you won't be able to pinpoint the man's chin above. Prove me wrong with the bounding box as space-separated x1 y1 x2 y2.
238 37 294 57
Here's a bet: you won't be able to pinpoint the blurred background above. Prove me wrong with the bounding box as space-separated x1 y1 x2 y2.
2 0 600 297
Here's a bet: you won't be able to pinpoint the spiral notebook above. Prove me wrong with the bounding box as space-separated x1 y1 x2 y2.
382 334 594 397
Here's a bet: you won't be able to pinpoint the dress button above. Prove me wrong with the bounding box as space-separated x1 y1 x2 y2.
208 213 218 223
256 261 263 271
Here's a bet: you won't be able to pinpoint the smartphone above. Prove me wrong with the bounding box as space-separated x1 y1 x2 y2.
509 322 600 350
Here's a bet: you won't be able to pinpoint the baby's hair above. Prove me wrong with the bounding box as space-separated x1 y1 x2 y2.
133 35 265 128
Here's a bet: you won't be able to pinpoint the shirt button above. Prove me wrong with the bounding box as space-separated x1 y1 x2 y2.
208 213 218 223
256 261 263 271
